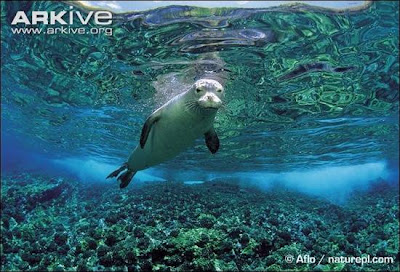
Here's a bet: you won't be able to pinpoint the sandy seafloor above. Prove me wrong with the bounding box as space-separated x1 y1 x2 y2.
1 173 399 271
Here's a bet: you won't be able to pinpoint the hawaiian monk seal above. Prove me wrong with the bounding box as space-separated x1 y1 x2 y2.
107 78 224 188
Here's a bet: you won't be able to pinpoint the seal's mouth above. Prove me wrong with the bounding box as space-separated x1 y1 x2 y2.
200 105 220 110
184 100 221 114
198 102 222 111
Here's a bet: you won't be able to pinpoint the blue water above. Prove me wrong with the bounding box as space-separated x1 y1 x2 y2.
1 1 399 199
1 1 399 271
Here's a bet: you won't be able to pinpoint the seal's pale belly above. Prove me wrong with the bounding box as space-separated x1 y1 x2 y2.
127 102 215 171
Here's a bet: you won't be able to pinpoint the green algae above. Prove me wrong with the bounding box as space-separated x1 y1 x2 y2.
1 174 399 271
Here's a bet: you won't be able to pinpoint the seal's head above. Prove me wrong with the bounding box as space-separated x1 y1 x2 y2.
193 79 224 110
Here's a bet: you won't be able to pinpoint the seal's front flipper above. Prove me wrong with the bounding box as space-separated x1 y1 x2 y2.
117 170 136 189
205 127 219 154
106 163 127 179
140 111 161 149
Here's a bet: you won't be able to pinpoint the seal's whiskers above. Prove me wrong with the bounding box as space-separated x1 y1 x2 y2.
184 100 202 114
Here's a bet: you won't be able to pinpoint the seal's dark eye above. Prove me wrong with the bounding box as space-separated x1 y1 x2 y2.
217 89 222 93
196 88 201 93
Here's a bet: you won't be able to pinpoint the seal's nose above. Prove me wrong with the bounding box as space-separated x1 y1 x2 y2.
199 92 222 109
204 92 221 102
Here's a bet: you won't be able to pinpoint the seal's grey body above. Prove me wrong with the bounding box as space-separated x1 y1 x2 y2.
129 90 217 169
107 78 224 188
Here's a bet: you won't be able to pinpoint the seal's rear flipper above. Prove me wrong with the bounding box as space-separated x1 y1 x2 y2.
106 163 127 179
118 170 136 189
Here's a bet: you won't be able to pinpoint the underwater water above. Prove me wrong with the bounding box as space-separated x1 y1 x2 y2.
1 1 399 271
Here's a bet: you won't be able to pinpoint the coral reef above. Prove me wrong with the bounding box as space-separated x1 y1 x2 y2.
1 174 399 271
